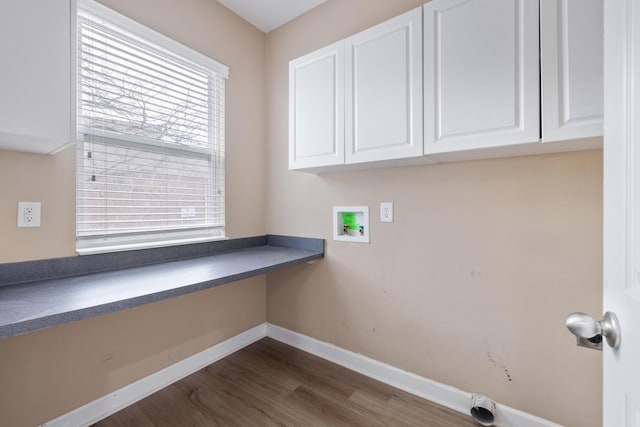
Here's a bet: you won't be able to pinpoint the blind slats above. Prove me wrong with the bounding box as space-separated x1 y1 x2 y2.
77 20 223 149
79 47 212 101
79 82 211 120
80 103 210 137
78 57 213 105
77 177 212 189
79 26 210 86
76 2 226 247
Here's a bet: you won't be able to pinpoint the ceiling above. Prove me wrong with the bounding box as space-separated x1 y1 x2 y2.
217 0 327 33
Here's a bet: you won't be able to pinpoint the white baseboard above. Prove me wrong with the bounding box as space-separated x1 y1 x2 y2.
266 323 563 427
41 322 561 427
40 323 267 427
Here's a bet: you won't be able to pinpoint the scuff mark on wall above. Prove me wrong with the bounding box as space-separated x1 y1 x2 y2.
487 351 513 382
99 354 114 364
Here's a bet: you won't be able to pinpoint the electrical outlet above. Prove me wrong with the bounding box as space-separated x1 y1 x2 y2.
380 202 393 223
17 202 41 228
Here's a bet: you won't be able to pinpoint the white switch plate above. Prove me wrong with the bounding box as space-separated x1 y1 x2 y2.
17 202 41 228
380 202 393 222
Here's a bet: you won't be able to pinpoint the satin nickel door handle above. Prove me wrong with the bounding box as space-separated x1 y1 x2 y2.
566 311 621 350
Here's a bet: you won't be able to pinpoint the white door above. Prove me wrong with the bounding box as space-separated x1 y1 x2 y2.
289 40 345 170
603 0 640 425
345 7 423 164
540 0 603 143
423 0 539 154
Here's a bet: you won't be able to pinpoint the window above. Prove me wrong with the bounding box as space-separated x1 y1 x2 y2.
75 0 228 254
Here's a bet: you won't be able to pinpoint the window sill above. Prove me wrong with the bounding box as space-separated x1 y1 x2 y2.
0 235 324 339
76 234 229 256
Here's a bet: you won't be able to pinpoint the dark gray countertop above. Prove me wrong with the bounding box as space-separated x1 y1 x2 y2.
0 235 324 339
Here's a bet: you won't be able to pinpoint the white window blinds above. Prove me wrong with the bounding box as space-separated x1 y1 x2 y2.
76 0 228 253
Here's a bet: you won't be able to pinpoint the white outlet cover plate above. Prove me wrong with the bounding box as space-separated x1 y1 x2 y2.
380 202 393 222
17 201 41 228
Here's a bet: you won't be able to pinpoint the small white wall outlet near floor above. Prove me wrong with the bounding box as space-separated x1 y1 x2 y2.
380 202 393 223
17 202 41 228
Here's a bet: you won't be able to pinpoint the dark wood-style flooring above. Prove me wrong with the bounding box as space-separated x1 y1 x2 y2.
93 338 478 426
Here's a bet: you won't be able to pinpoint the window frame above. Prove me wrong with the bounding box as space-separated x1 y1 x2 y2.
74 0 229 255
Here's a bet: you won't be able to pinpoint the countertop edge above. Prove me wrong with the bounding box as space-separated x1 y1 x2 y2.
0 236 324 339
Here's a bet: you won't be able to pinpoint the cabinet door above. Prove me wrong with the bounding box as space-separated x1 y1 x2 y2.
424 0 539 154
289 41 345 170
0 0 71 154
540 0 603 142
345 7 423 164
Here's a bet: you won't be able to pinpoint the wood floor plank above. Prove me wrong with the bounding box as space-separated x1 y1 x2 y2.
198 363 304 426
281 384 387 427
92 338 477 427
179 365 298 427
387 393 480 427
238 340 357 401
348 389 429 427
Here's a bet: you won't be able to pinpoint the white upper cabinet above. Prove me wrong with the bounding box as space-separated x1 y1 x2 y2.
290 8 424 171
423 0 540 154
289 0 604 172
540 0 603 142
0 0 72 154
289 41 345 170
345 7 423 164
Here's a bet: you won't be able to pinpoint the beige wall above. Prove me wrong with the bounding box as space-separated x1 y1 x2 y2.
265 1 603 426
0 148 76 261
0 0 603 426
0 1 267 425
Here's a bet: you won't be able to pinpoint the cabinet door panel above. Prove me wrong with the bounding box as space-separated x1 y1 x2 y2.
0 0 71 154
541 0 603 142
289 41 345 170
424 0 539 153
346 7 423 164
